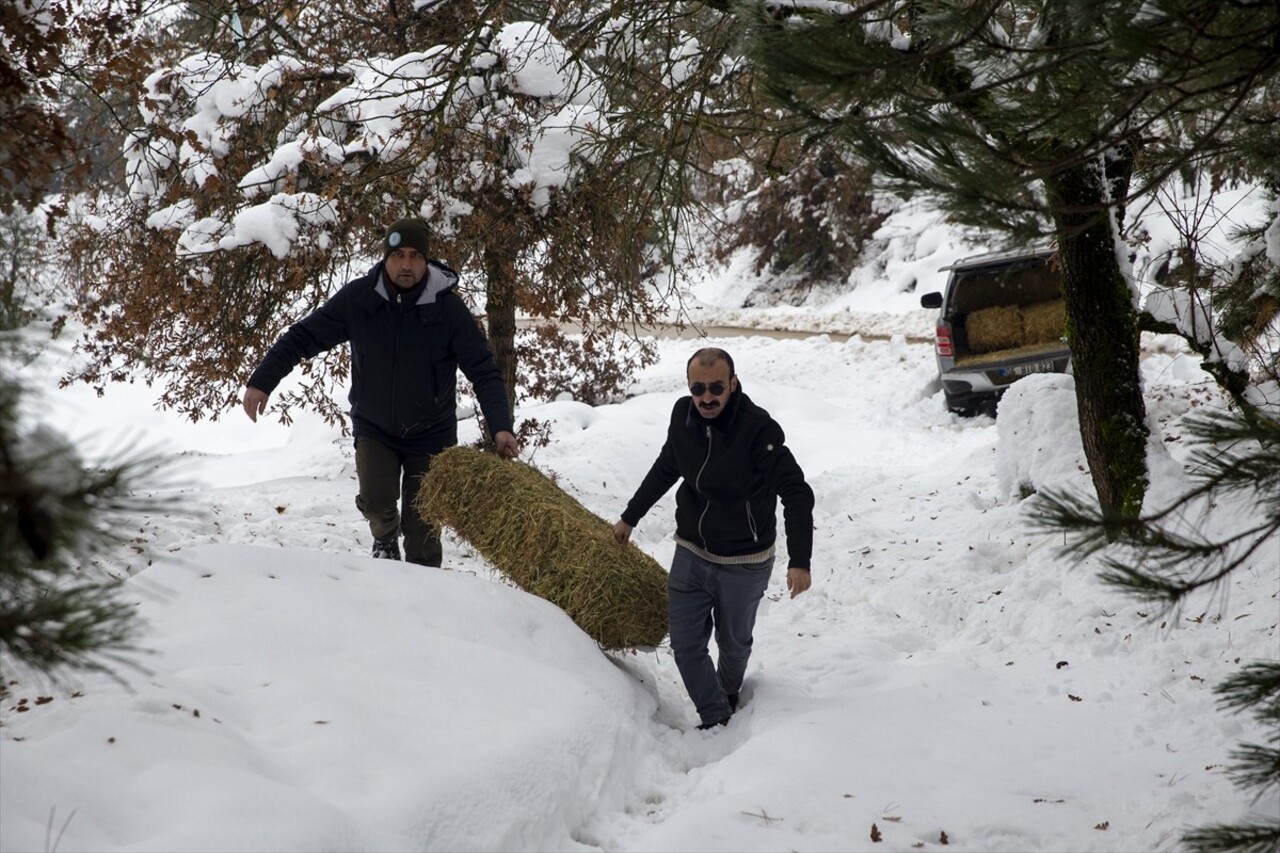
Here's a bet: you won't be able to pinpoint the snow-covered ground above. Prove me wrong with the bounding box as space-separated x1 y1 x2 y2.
2 202 1277 852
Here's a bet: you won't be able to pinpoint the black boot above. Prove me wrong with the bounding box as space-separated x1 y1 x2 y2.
371 537 401 560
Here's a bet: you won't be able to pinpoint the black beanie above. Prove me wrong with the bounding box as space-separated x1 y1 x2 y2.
384 218 430 258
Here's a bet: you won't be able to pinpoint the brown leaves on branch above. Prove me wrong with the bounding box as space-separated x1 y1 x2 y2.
0 1 151 215
60 212 357 425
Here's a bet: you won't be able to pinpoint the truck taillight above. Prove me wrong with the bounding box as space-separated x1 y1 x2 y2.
936 324 954 357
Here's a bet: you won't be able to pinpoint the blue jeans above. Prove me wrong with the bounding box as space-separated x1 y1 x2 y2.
667 545 774 725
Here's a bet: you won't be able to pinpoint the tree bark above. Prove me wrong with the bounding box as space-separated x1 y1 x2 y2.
482 242 519 425
1046 161 1149 519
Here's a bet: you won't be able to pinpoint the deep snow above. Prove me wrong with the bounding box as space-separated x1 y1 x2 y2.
2 201 1277 852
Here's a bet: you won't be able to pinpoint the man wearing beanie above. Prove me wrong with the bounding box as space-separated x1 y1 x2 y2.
242 217 519 566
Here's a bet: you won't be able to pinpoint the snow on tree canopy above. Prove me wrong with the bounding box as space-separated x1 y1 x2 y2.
491 22 609 211
120 18 614 257
238 137 347 199
493 22 575 100
313 51 452 161
177 194 338 259
174 54 303 189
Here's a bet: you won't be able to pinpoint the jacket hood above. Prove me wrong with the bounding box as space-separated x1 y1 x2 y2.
373 259 458 306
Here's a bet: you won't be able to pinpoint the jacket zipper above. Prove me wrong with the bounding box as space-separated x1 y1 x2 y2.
696 424 711 547
392 291 405 435
694 420 760 549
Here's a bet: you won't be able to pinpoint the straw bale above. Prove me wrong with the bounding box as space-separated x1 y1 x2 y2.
955 340 1067 367
1022 299 1066 345
414 446 668 649
966 305 1024 352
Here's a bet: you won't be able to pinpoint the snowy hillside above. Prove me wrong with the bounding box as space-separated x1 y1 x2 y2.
1 197 1277 853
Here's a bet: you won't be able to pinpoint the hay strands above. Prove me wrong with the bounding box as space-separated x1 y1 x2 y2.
414 446 668 649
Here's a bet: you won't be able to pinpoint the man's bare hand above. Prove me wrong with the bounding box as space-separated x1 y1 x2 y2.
786 567 811 599
613 520 633 547
243 387 269 422
493 431 519 459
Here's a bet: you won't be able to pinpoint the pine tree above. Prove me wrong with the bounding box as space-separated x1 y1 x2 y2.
731 0 1280 519
0 332 161 681
1031 408 1280 853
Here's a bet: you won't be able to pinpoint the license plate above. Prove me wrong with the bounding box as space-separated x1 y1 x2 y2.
1006 359 1055 377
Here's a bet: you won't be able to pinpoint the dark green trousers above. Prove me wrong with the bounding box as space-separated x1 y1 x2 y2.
354 436 442 566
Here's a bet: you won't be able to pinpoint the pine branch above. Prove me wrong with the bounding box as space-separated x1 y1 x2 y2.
1032 405 1280 605
1225 742 1280 795
1 333 171 681
1213 655 1280 717
0 575 141 675
1032 406 1280 853
1181 821 1280 853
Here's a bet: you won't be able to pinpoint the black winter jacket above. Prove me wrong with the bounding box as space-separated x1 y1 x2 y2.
621 389 814 569
247 260 513 454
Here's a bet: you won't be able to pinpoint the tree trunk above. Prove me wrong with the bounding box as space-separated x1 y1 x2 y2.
1045 161 1149 519
482 243 519 424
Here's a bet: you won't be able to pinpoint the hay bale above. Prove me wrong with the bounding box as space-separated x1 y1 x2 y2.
966 305 1024 352
414 446 668 649
1022 299 1066 344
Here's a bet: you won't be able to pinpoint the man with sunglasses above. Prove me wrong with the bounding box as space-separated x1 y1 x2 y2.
613 347 814 730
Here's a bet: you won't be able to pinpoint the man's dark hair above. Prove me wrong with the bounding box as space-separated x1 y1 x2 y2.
686 347 735 377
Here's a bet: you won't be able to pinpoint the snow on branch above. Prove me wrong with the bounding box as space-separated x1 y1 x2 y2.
125 19 613 259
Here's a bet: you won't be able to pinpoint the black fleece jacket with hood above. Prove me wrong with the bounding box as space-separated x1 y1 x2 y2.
247 259 513 455
621 387 815 569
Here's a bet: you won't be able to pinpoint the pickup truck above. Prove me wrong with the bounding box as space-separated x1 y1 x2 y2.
919 247 1072 417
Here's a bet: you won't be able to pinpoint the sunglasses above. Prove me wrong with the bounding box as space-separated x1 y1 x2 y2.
689 381 728 397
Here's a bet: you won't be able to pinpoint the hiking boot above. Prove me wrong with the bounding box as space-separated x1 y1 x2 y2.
727 692 739 713
696 715 731 731
371 537 401 560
